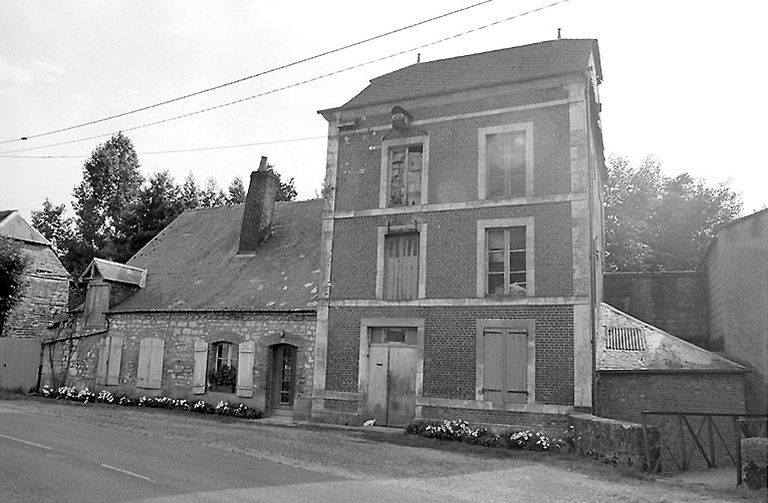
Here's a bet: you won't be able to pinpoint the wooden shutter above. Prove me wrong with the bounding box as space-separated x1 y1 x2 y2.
482 329 504 403
106 337 123 386
148 339 164 389
192 340 208 394
96 337 109 386
384 233 419 300
505 330 528 404
136 338 152 388
236 340 255 398
84 283 110 328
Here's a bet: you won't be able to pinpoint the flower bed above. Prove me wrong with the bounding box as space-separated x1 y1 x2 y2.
404 419 568 452
39 385 262 420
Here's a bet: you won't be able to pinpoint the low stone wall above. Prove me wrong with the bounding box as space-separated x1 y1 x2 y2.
741 437 768 490
568 412 659 472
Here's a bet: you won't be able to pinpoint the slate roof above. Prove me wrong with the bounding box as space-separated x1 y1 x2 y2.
79 258 147 287
111 199 322 312
598 303 745 372
0 210 51 246
325 39 601 112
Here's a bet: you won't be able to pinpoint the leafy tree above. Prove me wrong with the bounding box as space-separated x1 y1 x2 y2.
0 237 29 336
276 174 298 202
199 177 226 208
180 172 200 210
31 199 74 256
227 176 246 205
605 155 742 271
71 132 143 262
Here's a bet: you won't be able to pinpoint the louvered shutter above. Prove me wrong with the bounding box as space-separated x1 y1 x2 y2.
506 330 528 404
96 337 109 385
482 329 504 403
136 338 152 388
106 337 123 386
192 340 208 394
148 339 164 389
236 340 255 398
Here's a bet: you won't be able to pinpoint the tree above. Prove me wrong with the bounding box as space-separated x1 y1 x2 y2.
604 155 742 271
71 132 143 263
199 177 226 208
271 167 297 202
227 176 246 205
0 237 29 336
31 199 75 256
180 172 200 210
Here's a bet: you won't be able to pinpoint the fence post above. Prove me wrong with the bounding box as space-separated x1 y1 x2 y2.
642 413 650 473
734 417 742 485
678 414 688 471
707 416 716 468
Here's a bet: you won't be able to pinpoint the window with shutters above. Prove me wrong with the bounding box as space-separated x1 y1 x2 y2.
380 136 429 208
136 338 164 390
383 232 420 300
478 123 533 200
476 320 535 405
476 217 534 298
208 341 237 392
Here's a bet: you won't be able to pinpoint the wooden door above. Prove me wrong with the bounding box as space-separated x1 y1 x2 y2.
271 345 296 412
366 344 416 427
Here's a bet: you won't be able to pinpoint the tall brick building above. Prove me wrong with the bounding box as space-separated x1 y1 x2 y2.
311 39 606 428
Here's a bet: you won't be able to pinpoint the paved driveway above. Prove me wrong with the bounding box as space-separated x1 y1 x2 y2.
0 399 759 502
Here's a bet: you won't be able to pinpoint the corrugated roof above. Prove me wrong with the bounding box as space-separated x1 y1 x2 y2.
79 258 147 287
0 210 51 246
111 199 322 312
326 39 600 112
598 303 745 372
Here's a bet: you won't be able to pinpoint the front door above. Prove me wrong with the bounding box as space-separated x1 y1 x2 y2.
366 328 417 427
271 344 296 416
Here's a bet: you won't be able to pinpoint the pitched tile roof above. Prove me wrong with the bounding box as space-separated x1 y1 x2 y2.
598 303 745 372
111 199 322 312
326 39 600 112
79 258 146 287
0 210 51 246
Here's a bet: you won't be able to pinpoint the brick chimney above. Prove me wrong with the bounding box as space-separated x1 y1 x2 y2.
238 156 279 254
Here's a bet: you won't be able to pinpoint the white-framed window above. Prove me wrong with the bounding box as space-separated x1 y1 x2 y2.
376 223 428 300
478 122 533 200
476 217 534 297
380 135 429 208
476 319 535 405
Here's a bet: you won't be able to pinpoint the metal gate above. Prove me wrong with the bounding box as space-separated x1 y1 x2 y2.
0 338 40 391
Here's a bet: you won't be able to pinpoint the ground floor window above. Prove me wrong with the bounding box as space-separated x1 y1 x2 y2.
208 341 237 392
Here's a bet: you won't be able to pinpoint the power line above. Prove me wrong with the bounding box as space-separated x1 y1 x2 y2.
0 135 327 159
0 0 495 145
0 0 574 156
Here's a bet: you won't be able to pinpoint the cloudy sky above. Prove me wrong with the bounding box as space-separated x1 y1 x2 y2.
1 0 766 220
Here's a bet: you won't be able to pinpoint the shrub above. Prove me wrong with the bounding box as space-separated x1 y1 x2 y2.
38 385 262 420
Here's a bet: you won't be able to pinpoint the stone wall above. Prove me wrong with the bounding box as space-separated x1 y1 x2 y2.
603 272 708 348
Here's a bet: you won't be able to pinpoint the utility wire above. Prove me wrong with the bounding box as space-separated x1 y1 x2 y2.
0 0 495 145
0 0 573 156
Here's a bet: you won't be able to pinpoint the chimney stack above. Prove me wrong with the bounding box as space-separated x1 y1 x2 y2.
238 156 279 254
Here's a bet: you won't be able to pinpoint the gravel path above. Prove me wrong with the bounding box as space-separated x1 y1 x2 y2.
5 398 763 503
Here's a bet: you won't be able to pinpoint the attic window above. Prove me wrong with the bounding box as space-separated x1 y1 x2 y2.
605 327 646 351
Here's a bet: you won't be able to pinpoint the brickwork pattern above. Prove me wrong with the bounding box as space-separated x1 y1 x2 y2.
330 203 573 300
334 92 571 213
326 305 574 405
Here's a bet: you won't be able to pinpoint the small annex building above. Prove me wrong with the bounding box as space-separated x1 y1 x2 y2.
596 303 747 422
46 159 322 419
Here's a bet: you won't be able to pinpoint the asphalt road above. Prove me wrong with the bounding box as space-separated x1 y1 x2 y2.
0 401 456 503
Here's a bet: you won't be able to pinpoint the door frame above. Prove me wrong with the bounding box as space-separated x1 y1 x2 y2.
358 318 425 423
269 343 298 414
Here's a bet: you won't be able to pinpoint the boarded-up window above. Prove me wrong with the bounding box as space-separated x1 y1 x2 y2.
384 232 419 300
388 144 423 206
486 130 526 198
486 227 526 296
483 328 528 404
84 282 111 328
236 341 255 398
136 338 164 389
96 336 123 386
192 340 208 395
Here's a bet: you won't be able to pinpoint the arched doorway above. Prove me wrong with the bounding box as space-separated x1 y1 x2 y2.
270 344 296 417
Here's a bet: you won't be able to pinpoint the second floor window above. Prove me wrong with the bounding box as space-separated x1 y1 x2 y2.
487 227 527 295
486 131 526 198
388 144 423 206
384 232 419 300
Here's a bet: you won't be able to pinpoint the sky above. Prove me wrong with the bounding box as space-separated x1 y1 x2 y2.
1 0 767 222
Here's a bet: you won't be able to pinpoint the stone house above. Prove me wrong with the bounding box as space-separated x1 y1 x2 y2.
46 159 321 419
310 39 607 429
702 208 768 414
0 210 69 338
